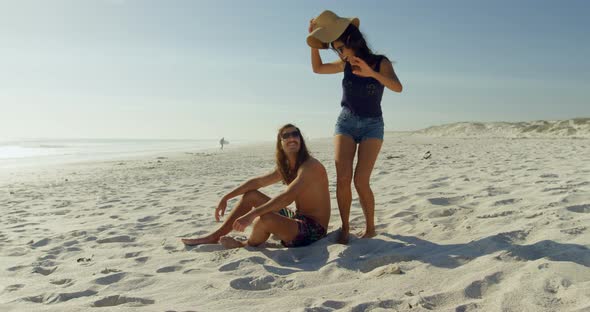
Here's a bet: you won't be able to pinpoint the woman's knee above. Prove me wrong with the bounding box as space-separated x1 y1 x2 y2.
336 173 353 188
353 174 371 191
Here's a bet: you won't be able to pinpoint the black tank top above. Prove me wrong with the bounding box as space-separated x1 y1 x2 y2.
340 56 385 118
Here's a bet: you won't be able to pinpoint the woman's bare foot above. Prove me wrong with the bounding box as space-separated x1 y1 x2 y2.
358 229 377 239
337 227 350 244
219 236 246 249
181 235 219 246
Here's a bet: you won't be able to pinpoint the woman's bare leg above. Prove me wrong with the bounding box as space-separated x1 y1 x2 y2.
334 134 357 244
354 138 383 238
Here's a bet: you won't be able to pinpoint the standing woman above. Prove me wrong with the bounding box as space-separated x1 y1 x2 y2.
307 10 402 244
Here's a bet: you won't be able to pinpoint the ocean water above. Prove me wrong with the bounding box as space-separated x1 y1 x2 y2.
0 138 247 169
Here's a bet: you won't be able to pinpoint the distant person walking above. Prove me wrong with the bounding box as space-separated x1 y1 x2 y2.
220 137 225 150
307 10 403 244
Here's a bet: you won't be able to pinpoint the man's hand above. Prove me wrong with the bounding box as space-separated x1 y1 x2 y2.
215 198 228 222
233 213 256 232
350 56 376 78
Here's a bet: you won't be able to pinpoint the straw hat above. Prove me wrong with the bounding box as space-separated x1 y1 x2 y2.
307 10 360 49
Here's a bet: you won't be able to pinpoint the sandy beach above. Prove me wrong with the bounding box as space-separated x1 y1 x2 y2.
1 133 589 311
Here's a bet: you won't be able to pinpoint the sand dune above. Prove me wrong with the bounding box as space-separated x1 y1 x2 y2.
1 134 589 311
413 118 590 138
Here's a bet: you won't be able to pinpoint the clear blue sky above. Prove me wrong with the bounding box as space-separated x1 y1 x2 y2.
1 0 588 140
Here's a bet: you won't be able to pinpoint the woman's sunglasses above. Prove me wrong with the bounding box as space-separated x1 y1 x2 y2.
331 43 344 56
281 130 301 140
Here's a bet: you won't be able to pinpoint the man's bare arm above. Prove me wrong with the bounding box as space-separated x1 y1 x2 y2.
215 169 282 221
248 162 316 217
222 169 281 201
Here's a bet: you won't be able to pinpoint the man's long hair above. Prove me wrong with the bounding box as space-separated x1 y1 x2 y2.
275 124 311 184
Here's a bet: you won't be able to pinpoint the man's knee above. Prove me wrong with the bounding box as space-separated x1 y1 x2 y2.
257 214 274 227
242 190 261 203
248 216 271 238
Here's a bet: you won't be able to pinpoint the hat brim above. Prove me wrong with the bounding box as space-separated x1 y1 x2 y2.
306 17 360 49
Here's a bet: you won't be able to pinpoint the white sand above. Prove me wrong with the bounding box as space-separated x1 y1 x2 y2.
1 134 589 311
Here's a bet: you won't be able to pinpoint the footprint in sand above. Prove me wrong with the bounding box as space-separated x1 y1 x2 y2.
94 272 127 285
156 265 182 273
477 211 516 219
53 200 71 208
560 227 586 235
85 236 98 242
543 277 571 294
30 238 51 248
7 245 32 257
455 302 479 312
63 240 79 247
493 198 520 206
368 264 403 277
20 289 98 304
4 284 25 292
464 272 503 299
392 210 416 218
53 209 70 216
427 196 463 206
229 275 278 291
92 295 155 307
97 235 135 244
32 266 57 276
358 254 414 273
134 256 149 264
7 265 28 272
540 173 559 179
320 300 347 310
137 215 159 222
218 256 266 272
427 208 457 218
100 268 122 274
566 204 590 213
178 258 198 265
124 251 142 258
49 279 74 286
351 299 404 311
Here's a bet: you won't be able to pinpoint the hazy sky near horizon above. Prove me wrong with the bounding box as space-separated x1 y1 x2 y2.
1 0 589 140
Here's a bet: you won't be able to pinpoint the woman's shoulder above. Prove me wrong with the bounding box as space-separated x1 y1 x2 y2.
378 55 391 64
376 55 392 71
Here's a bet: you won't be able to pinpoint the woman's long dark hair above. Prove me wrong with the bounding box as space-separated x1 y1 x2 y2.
275 124 311 184
335 24 387 69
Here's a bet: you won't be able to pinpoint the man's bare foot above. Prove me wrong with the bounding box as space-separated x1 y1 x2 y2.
181 235 219 246
337 227 350 245
219 236 246 249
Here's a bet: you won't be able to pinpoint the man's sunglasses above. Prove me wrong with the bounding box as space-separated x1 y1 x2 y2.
281 130 301 140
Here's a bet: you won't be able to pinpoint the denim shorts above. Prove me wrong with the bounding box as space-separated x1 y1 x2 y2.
334 107 384 143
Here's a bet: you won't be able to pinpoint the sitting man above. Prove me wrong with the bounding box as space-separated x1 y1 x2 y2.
181 124 331 248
